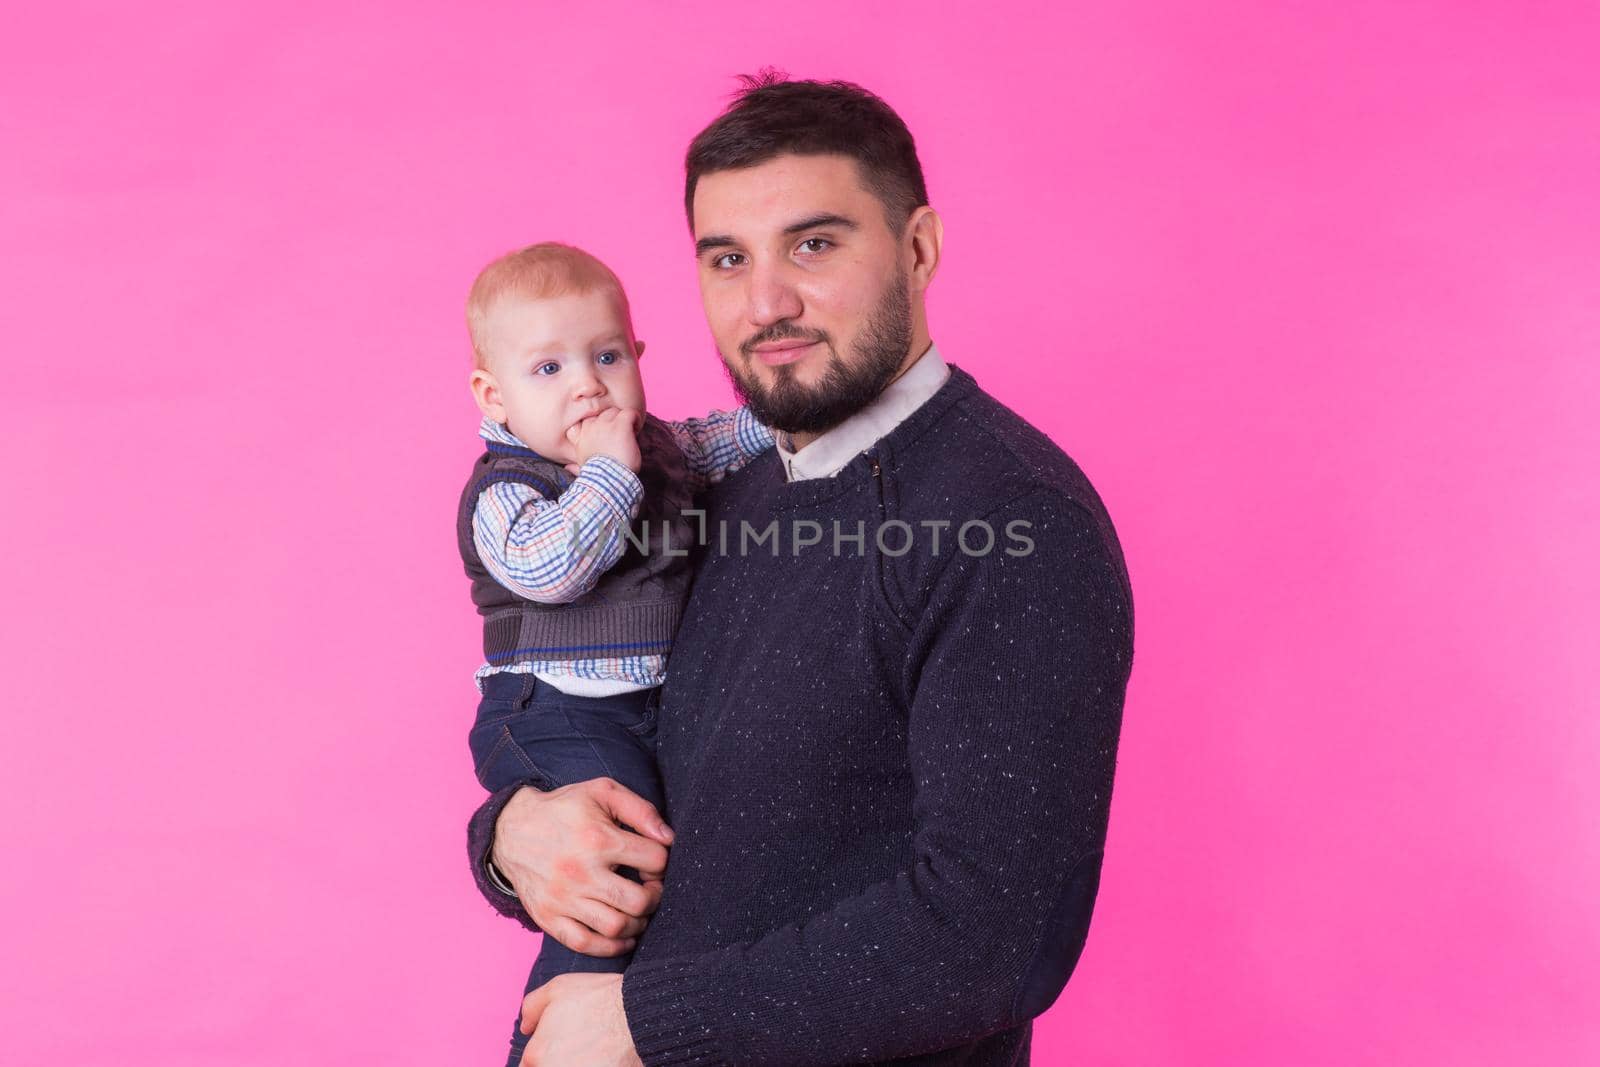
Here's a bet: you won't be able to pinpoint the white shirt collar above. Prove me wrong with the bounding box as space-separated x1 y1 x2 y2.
775 343 950 481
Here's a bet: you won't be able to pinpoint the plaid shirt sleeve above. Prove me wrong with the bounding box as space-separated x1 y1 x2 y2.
471 455 644 604
666 405 775 491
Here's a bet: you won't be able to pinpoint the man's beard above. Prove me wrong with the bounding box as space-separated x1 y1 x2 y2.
723 269 912 436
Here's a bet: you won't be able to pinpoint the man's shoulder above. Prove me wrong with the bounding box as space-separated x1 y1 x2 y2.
885 368 1117 532
877 369 1134 642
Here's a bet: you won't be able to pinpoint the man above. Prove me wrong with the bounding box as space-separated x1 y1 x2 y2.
469 75 1134 1066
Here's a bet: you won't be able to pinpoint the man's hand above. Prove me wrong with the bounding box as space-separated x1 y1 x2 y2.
566 408 643 473
519 973 640 1066
493 778 673 956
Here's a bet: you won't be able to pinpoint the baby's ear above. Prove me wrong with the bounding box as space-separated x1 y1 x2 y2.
634 339 647 359
469 367 505 422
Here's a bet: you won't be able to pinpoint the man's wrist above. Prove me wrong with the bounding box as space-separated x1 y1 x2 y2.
487 783 551 898
469 779 552 931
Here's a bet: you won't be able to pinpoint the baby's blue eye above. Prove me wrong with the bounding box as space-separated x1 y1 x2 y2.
596 350 619 365
534 361 559 376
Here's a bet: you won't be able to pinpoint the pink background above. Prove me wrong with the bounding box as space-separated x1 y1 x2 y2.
3 2 1597 1064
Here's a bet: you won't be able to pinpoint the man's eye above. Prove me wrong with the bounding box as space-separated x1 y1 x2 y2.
596 350 619 365
712 252 746 270
798 238 831 254
534 361 559 376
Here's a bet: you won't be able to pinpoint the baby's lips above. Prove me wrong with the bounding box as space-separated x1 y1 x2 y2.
567 406 613 433
565 411 600 439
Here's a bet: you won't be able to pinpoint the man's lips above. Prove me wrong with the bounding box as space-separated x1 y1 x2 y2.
749 339 823 367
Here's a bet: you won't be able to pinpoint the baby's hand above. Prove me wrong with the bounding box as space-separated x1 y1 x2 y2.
566 408 643 474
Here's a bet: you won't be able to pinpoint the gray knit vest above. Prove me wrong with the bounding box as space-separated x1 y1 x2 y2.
457 415 696 666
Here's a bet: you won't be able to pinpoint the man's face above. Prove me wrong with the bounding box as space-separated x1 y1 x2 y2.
692 154 914 436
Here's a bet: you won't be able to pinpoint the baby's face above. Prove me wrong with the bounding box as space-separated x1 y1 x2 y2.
472 290 647 464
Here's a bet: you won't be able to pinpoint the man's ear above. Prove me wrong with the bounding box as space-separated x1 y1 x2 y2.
905 206 943 295
634 338 647 359
469 367 506 423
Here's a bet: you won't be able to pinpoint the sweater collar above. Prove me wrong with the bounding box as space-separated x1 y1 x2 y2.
757 359 981 511
774 343 951 482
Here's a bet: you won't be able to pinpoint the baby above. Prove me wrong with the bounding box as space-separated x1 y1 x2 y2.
456 243 771 1015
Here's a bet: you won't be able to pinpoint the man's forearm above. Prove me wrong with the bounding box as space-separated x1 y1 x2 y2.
621 846 1107 1066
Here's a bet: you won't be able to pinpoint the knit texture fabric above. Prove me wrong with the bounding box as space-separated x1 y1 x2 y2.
468 366 1133 1065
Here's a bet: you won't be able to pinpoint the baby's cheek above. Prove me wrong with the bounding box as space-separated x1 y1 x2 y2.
506 416 568 461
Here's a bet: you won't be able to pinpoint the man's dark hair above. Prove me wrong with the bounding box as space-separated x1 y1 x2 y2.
685 71 929 234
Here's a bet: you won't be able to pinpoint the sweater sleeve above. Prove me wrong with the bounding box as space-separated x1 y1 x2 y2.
620 490 1134 1065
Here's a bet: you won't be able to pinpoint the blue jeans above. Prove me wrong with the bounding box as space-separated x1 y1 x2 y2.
468 672 664 1067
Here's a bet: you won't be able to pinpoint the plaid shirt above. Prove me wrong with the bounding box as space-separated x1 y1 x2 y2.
471 407 772 691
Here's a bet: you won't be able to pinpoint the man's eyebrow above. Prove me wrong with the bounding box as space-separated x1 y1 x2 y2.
695 234 736 257
782 213 858 237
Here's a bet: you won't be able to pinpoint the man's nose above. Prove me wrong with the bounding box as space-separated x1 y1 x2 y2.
746 260 803 327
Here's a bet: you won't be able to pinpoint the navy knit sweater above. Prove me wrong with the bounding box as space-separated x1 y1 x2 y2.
468 366 1133 1065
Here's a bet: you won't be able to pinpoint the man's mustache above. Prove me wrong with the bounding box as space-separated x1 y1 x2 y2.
739 322 831 359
